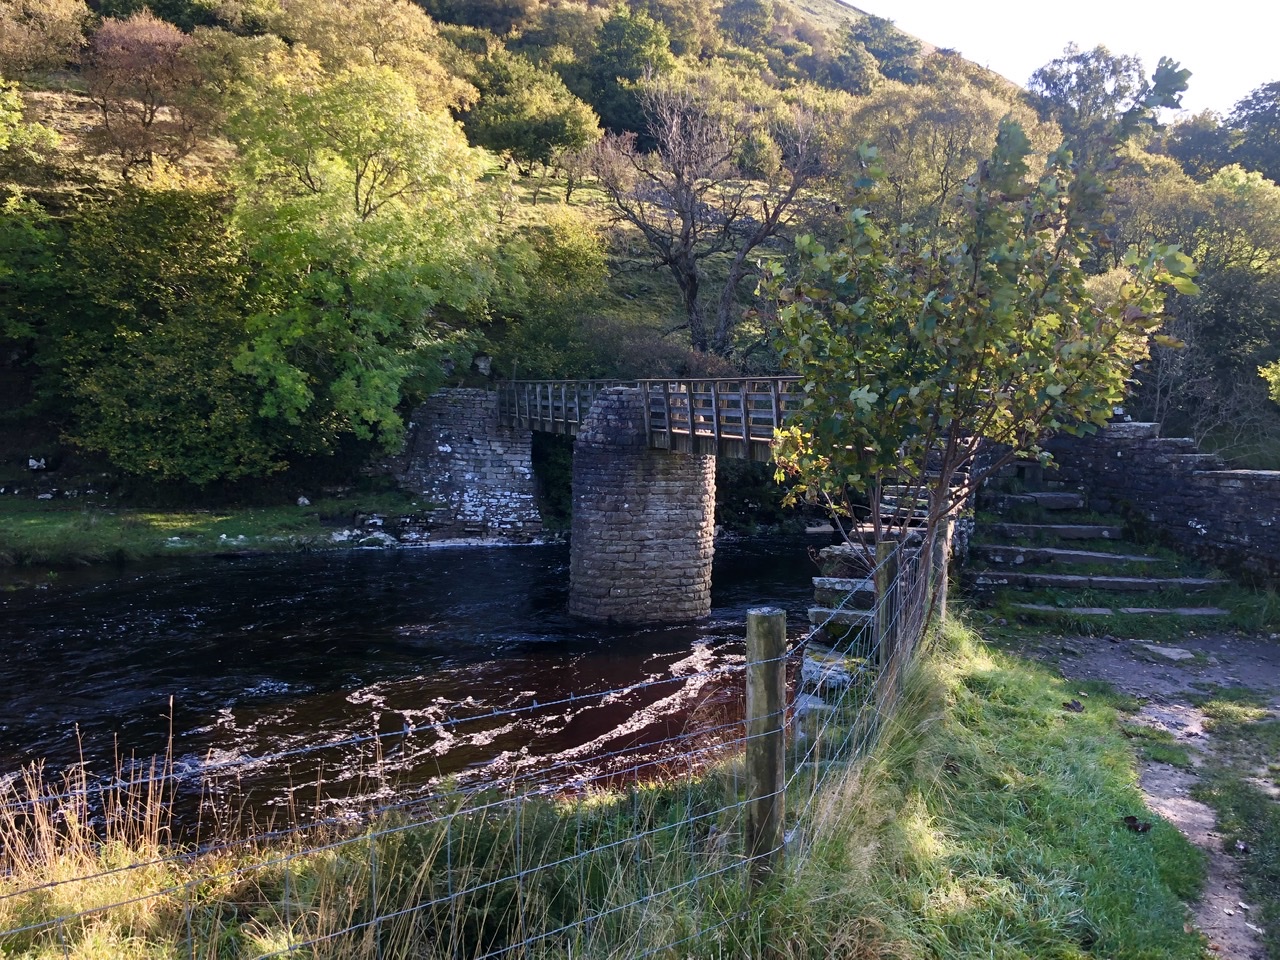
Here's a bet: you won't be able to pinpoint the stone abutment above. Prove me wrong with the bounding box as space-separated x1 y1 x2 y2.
393 389 542 539
568 388 717 623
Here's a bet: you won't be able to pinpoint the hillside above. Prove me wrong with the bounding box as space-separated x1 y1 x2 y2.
1 0 1278 497
779 0 937 55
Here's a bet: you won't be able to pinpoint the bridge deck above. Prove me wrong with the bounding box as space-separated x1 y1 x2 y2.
497 378 802 461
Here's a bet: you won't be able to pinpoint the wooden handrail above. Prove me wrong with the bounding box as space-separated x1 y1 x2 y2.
494 377 801 459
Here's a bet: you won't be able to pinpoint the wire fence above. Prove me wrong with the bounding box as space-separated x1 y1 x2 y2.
0 528 947 960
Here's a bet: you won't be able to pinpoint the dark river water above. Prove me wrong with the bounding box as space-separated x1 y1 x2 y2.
0 536 826 828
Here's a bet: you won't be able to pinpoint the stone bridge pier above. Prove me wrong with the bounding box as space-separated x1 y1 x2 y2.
568 388 717 623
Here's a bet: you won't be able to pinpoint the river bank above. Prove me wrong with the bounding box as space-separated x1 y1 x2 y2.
0 485 502 576
0 617 1208 960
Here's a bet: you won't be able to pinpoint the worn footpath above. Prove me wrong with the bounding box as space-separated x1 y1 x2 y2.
1001 627 1280 959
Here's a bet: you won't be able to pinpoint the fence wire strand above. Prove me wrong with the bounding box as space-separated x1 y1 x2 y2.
1 530 944 960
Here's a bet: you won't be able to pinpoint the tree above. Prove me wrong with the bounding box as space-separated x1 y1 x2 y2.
767 123 1198 550
1111 153 1280 451
228 60 493 454
719 0 774 50
84 11 211 177
1029 44 1188 154
818 32 881 96
490 204 614 379
274 0 472 112
417 0 537 35
847 13 919 84
0 195 59 417
56 188 294 483
1227 80 1280 185
838 77 1056 229
0 79 57 156
0 0 89 75
592 70 832 355
94 0 278 32
462 48 600 174
572 4 674 137
510 3 603 65
633 0 717 57
1163 110 1235 180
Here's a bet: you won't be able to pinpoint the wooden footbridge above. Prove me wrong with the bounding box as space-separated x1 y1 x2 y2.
497 378 802 462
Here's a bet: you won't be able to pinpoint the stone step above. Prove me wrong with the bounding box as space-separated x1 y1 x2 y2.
808 607 874 627
1102 422 1161 440
974 572 1220 593
994 491 1086 510
1012 603 1230 617
879 504 930 521
983 523 1123 541
880 485 930 497
1169 453 1226 470
973 545 1161 566
812 577 876 594
880 494 930 508
813 576 876 609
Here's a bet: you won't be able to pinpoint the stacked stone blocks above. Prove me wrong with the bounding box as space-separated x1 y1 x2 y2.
569 388 717 623
1046 423 1280 581
393 389 542 540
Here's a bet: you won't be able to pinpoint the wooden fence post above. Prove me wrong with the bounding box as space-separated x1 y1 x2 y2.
874 540 899 676
745 607 787 889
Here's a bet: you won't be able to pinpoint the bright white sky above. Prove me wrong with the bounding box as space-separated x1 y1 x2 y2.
854 1 1280 117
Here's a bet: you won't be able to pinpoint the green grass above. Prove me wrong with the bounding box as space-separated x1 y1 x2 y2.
0 484 430 569
0 616 1208 959
969 567 1280 639
1120 723 1197 770
786 617 1206 959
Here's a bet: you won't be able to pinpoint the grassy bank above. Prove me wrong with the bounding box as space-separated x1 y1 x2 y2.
0 486 428 570
789 618 1206 959
0 618 1206 958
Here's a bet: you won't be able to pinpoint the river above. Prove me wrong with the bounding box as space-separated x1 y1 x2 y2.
0 535 826 828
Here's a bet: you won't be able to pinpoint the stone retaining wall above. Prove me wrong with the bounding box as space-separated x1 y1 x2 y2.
1045 423 1280 581
392 389 542 540
569 388 717 623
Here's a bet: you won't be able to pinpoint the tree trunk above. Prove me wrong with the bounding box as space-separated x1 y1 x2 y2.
711 248 756 355
667 254 708 352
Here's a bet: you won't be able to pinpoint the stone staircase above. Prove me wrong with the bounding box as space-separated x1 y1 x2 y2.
968 467 1233 624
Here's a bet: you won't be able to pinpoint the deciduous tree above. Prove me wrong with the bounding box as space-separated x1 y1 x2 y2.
838 77 1056 229
274 0 473 111
1163 110 1235 181
228 60 492 454
1227 80 1280 185
1029 43 1188 156
767 124 1198 549
847 13 919 84
463 47 600 174
573 4 674 137
52 188 285 483
718 0 774 50
84 11 211 177
0 0 89 75
592 70 832 356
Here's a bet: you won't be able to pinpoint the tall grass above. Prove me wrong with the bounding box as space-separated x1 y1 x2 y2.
0 616 1209 959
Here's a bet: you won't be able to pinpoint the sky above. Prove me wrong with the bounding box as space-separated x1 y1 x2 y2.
854 1 1280 117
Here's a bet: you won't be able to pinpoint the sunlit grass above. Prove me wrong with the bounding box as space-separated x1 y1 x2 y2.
0 489 428 568
791 616 1207 960
0 616 1207 959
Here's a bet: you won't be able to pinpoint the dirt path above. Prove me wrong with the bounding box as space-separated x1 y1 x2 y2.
1009 629 1280 959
